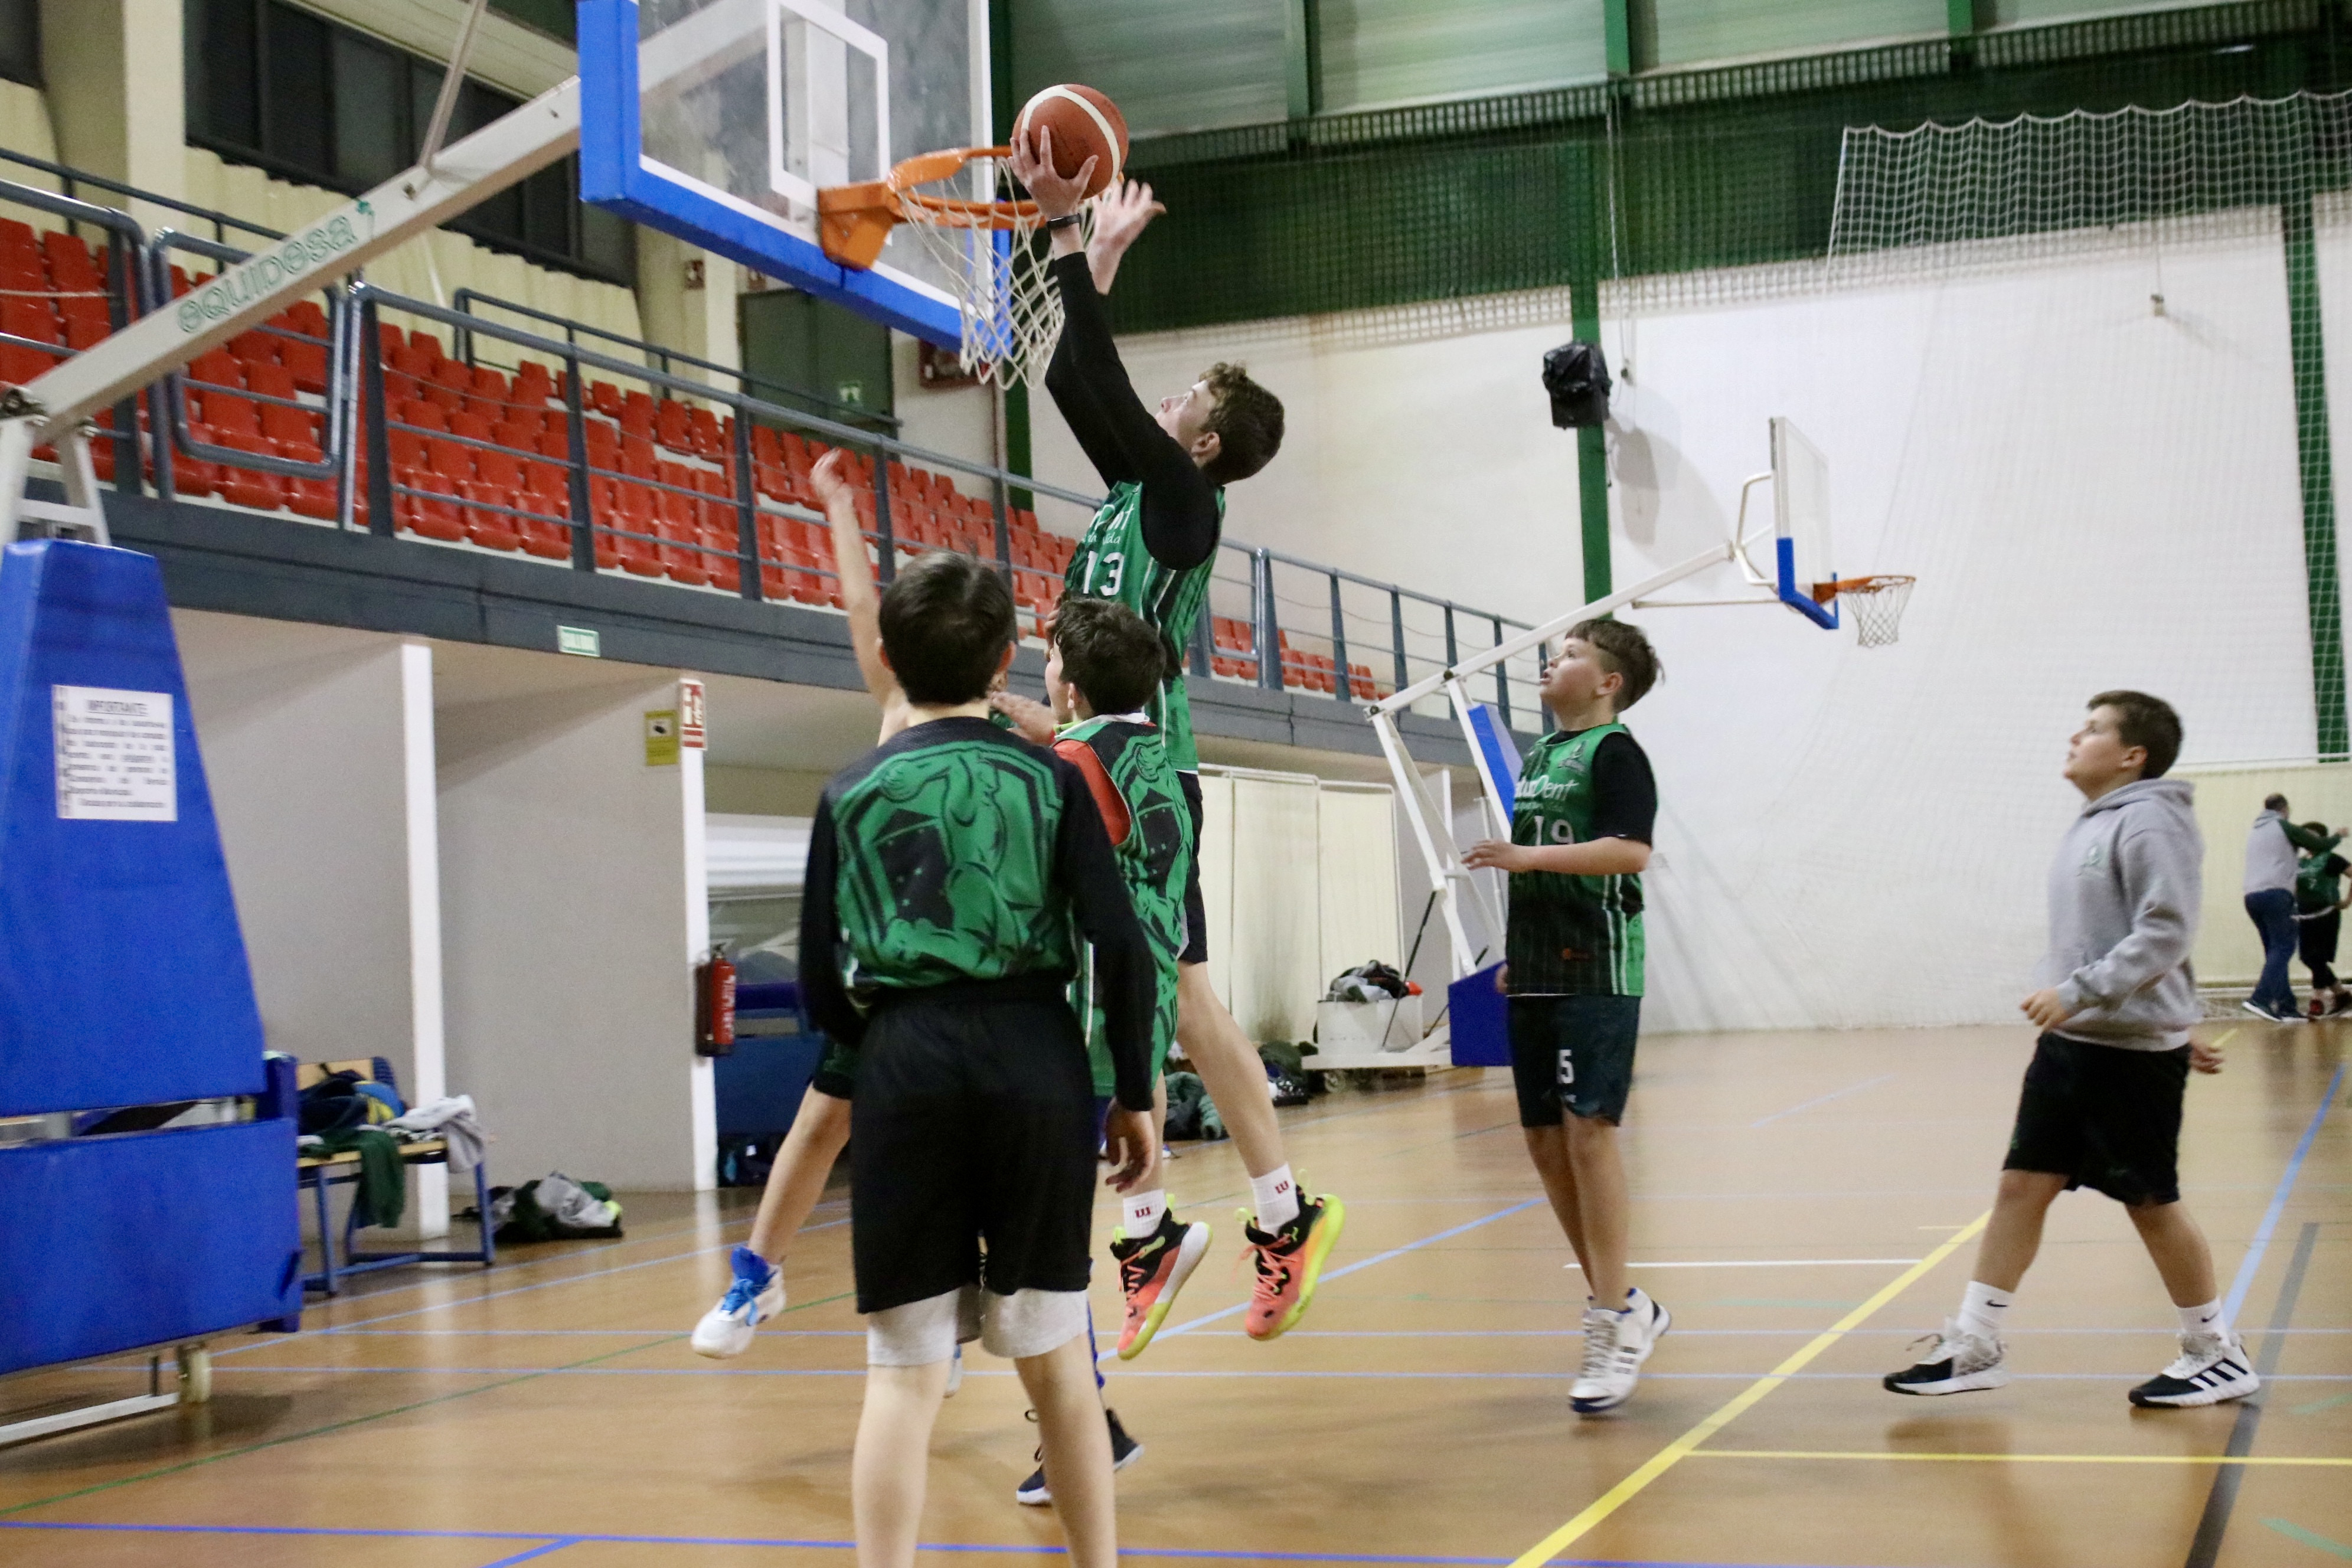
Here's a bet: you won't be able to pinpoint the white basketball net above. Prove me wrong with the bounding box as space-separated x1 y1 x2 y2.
894 154 1092 389
1838 575 1916 649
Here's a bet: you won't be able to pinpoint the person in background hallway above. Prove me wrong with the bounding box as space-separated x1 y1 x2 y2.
2242 793 2339 1022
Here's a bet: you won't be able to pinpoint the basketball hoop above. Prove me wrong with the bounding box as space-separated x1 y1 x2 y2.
1824 574 1916 648
818 148 1087 389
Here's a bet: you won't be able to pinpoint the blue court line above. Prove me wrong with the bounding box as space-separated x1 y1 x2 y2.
2222 1061 2347 1322
99 1364 2352 1383
481 1542 576 1566
1154 1197 1547 1340
0 1522 1916 1566
1749 1073 1896 1129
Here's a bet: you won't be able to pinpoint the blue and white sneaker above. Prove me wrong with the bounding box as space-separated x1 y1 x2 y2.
945 1344 963 1399
691 1246 783 1358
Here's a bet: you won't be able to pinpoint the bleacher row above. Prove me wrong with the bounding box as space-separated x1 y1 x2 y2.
0 217 1386 697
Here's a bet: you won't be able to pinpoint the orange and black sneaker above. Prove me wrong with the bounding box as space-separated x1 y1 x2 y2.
1110 1211 1212 1360
1240 1193 1345 1341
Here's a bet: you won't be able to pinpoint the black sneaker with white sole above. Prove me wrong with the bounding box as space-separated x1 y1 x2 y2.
1883 1318 2009 1396
2129 1332 2260 1408
1014 1407 1142 1506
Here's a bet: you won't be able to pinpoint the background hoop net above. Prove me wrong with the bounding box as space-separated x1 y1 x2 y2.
893 153 1092 389
1831 575 1916 648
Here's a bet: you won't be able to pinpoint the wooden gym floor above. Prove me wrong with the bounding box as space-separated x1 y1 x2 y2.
1 1021 2346 1568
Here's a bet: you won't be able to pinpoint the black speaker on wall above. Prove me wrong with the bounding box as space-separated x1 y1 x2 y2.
1543 341 1611 429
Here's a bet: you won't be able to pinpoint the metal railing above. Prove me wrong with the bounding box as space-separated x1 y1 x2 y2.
0 154 1549 732
450 286 896 434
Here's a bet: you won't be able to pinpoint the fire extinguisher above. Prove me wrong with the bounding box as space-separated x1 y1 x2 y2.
695 942 737 1057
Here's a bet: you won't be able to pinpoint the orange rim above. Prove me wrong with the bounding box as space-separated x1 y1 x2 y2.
1821 573 1916 600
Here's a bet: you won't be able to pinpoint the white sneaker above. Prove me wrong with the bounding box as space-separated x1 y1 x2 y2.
1623 1286 1671 1367
1883 1318 2008 1395
2129 1331 2260 1407
944 1344 963 1399
691 1245 784 1359
1571 1305 1642 1415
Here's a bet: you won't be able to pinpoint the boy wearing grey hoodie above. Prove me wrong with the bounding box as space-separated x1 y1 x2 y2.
1886 691 2255 1409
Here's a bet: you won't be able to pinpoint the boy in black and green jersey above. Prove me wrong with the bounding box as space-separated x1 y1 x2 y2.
1004 136 1342 1341
1042 597 1214 1370
2295 826 2352 1015
1465 619 1669 1417
800 552 1157 1568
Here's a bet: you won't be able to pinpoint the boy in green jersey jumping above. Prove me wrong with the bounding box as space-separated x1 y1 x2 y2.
1004 134 1344 1342
1043 597 1213 1364
801 552 1158 1568
1465 619 1669 1416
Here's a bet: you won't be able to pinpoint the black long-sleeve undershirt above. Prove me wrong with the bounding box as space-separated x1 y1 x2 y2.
1044 253 1220 573
797 741 1158 1112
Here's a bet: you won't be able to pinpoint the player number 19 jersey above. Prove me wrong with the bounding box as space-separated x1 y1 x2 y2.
1505 721 1646 997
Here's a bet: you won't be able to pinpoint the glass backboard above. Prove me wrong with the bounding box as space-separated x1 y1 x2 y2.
1770 416 1838 629
579 0 988 345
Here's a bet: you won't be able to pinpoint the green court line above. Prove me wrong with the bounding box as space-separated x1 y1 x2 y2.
2265 1518 2352 1560
0 1292 851 1519
2292 1392 2352 1416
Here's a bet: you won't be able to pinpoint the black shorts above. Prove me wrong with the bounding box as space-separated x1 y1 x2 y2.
2299 907 2341 971
1178 770 1208 966
1508 994 1641 1126
812 1037 858 1101
2004 1032 2189 1207
848 976 1098 1315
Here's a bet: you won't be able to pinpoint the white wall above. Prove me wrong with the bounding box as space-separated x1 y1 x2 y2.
437 674 713 1190
1066 214 2331 1033
1027 289 1588 622
1606 224 2312 1031
175 614 449 1233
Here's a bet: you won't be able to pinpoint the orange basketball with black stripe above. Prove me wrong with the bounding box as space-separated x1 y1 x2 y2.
1013 84 1129 198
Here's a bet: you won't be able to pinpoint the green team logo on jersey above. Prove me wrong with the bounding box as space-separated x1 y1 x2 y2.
1064 481 1223 773
1506 721 1645 997
1060 716 1189 1095
828 733 1077 996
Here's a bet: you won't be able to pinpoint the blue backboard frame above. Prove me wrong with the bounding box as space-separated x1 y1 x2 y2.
577 0 965 348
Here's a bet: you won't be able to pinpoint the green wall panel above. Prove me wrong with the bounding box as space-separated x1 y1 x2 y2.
1011 0 1288 138
1317 0 1608 113
1990 0 2260 22
1651 0 1949 65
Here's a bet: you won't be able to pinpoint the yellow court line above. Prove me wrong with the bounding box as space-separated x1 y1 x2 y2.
1695 1449 2352 1467
1506 1210 1991 1568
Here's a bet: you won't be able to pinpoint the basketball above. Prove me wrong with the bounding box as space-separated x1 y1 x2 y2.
1014 83 1129 197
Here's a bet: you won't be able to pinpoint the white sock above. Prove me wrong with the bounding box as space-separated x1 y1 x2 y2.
1250 1165 1301 1231
1125 1189 1168 1236
1957 1280 2012 1342
2178 1299 2229 1339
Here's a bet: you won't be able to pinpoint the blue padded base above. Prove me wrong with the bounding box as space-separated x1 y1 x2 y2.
0 1118 301 1375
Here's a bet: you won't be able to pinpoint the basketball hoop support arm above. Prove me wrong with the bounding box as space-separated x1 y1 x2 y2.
1 18 730 541
1368 532 1750 981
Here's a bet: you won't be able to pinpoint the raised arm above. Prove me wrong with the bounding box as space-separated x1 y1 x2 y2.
809 449 910 741
2282 819 2344 855
1016 137 1220 572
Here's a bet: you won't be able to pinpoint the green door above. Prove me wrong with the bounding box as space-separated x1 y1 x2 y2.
737 288 895 432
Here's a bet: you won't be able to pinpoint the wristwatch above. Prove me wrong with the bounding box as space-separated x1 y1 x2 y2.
1046 214 1084 231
